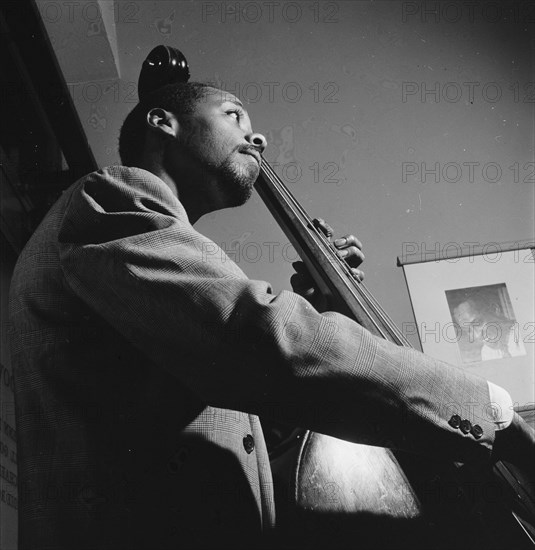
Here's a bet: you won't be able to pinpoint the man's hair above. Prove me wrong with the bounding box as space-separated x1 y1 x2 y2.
118 81 214 167
454 292 509 323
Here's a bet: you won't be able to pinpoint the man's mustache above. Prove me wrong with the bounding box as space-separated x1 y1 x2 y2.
238 145 262 164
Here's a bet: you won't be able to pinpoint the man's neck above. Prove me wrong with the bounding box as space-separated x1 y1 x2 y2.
137 160 215 225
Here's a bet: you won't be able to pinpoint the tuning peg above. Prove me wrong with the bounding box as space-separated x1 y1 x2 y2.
138 45 190 102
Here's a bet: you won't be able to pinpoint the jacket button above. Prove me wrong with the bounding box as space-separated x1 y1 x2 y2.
460 419 472 434
448 415 461 429
243 434 255 454
471 424 483 439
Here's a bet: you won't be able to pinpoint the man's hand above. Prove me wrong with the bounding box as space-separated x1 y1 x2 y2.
290 218 364 311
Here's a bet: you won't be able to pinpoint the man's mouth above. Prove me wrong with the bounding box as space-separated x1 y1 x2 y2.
241 150 261 165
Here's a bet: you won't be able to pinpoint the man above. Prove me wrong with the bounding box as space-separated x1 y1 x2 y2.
453 296 526 361
9 82 534 549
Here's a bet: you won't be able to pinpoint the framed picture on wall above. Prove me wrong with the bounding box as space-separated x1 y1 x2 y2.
398 240 534 408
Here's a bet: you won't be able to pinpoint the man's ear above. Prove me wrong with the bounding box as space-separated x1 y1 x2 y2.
146 108 179 139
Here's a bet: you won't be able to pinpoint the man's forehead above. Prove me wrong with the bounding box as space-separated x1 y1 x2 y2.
202 87 244 108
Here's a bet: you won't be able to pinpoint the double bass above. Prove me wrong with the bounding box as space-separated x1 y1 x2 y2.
138 45 535 549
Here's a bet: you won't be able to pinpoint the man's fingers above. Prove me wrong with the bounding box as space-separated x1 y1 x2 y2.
293 234 364 283
350 268 365 282
333 234 364 267
290 273 315 298
313 218 334 238
334 234 363 251
335 245 365 267
290 271 313 287
291 261 308 274
291 262 315 295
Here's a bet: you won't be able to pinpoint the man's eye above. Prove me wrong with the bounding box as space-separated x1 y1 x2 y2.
227 109 241 121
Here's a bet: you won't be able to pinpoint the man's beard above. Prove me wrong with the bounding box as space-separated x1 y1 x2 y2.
215 157 259 207
172 133 260 208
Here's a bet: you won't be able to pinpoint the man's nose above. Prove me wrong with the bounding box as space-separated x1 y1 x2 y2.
247 133 267 154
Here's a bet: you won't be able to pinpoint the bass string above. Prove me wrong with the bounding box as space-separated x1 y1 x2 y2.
259 160 390 337
259 159 410 346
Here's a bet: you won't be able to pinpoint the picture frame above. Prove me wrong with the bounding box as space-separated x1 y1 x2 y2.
398 240 534 407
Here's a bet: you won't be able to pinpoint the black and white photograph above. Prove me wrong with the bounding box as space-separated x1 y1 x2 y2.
1 1 534 549
446 282 527 364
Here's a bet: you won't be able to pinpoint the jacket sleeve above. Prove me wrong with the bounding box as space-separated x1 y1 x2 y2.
58 166 498 464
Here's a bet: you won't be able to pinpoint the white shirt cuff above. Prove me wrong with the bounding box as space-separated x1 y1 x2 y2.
487 381 514 430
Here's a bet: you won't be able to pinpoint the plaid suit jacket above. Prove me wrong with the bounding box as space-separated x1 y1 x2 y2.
9 166 498 549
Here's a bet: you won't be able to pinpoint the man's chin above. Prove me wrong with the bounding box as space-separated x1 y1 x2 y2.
209 158 258 209
215 176 253 208
227 182 254 207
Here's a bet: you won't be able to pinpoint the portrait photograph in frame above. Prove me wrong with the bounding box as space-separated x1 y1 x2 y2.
398 240 534 408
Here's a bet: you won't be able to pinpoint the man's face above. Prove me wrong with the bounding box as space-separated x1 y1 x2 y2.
167 87 262 208
454 300 508 348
